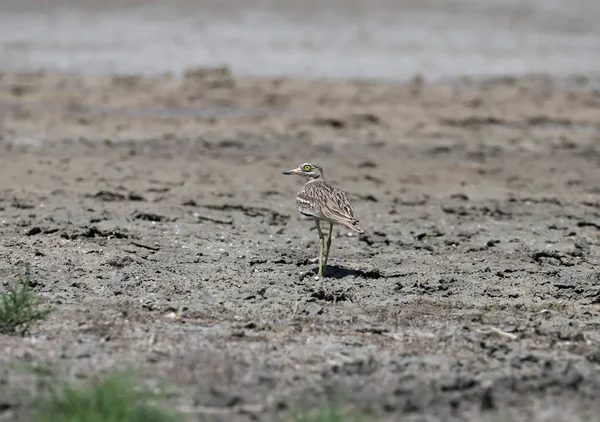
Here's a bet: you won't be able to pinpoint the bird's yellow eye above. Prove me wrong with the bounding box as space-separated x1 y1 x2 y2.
303 164 312 171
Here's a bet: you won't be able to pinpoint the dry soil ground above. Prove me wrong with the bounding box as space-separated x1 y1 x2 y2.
0 69 600 421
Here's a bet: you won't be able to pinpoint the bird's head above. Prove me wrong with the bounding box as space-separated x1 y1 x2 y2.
282 162 324 180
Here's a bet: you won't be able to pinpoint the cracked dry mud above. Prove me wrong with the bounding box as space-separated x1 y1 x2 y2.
0 69 600 421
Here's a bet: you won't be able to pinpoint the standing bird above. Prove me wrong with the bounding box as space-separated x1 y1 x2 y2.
282 162 364 278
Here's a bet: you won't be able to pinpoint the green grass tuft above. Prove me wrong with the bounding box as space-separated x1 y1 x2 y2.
36 374 183 422
0 265 52 335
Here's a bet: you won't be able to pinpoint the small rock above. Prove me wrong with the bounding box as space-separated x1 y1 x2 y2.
128 192 145 201
26 226 42 236
134 212 165 222
303 302 323 316
450 193 470 201
165 312 180 320
358 160 377 168
105 255 135 269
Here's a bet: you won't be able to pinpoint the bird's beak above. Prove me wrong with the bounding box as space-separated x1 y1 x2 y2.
282 167 300 175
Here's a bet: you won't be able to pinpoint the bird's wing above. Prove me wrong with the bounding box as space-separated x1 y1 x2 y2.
321 186 358 222
301 182 357 223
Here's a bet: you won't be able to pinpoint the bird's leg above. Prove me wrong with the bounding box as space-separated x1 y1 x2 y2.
315 219 324 278
323 223 333 270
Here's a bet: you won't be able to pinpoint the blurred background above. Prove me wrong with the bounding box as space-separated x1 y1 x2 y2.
1 0 600 81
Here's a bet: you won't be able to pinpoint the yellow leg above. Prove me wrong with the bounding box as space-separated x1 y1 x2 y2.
315 220 324 277
323 223 333 270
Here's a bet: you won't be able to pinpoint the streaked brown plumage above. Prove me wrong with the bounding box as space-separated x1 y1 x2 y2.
283 162 364 278
297 180 364 233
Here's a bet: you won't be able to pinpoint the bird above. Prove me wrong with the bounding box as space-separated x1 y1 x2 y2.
282 162 364 278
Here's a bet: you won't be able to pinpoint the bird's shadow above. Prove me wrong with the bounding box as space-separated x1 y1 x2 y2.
314 264 382 280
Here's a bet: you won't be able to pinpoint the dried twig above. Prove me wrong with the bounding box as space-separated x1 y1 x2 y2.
478 325 518 340
196 215 234 225
291 286 300 319
130 240 159 251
